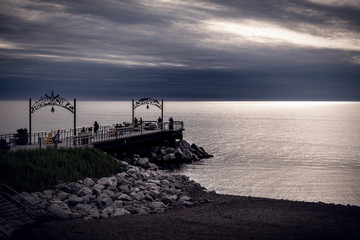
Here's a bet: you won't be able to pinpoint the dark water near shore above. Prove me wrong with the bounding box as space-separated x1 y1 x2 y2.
1 101 359 206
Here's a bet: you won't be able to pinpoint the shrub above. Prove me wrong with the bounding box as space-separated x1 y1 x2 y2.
0 147 123 192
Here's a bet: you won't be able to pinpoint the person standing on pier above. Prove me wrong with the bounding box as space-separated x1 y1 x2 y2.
94 121 99 133
134 117 138 127
158 117 163 129
169 117 174 130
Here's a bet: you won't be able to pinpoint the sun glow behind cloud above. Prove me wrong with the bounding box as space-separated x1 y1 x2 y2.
206 20 360 51
307 0 360 8
0 39 22 50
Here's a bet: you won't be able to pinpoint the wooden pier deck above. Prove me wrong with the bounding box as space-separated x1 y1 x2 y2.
0 121 184 152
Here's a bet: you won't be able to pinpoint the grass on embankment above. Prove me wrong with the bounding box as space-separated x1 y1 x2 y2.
0 147 123 193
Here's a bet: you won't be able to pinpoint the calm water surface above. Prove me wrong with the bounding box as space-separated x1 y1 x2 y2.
1 101 359 206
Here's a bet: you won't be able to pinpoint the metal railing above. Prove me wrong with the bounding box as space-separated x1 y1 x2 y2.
0 183 38 220
0 121 184 149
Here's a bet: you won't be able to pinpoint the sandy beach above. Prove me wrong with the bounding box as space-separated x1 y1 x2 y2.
10 185 360 240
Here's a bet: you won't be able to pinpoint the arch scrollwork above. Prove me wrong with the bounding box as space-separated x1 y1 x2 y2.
133 97 163 110
30 91 75 114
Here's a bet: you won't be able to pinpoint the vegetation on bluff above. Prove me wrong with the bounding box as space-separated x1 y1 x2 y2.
0 147 123 193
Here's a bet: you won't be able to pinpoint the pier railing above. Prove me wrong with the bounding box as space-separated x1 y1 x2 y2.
0 121 184 149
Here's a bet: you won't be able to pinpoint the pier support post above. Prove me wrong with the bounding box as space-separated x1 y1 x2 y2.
74 98 76 136
29 98 32 144
132 99 135 123
161 99 164 130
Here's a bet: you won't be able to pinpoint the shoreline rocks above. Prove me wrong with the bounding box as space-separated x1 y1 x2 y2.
13 158 207 223
0 140 213 239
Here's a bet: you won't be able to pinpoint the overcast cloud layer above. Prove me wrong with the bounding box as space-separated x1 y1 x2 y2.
1 0 360 100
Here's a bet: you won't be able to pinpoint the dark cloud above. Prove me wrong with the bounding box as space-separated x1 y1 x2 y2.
0 0 359 100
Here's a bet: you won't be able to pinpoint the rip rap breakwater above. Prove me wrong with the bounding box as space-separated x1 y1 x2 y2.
0 140 213 238
18 163 206 221
118 140 213 165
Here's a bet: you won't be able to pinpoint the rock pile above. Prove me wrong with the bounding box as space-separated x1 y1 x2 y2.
0 140 213 238
15 159 205 222
133 140 213 164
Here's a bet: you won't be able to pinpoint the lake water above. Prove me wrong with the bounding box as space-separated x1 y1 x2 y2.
1 101 360 206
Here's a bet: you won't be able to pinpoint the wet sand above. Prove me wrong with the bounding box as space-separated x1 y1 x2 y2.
11 187 360 240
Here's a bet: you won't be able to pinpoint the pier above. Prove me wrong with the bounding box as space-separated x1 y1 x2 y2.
0 121 184 152
0 93 184 152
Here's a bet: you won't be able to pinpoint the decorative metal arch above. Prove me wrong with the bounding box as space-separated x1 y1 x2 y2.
132 98 163 124
29 91 76 144
30 91 75 114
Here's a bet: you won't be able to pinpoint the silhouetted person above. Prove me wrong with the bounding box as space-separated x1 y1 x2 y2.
169 117 174 130
53 130 60 147
81 127 85 132
94 121 99 133
158 117 162 123
134 117 138 127
140 117 143 126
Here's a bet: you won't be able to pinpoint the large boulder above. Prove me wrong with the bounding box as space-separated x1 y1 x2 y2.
178 140 191 151
55 184 72 193
74 204 93 215
47 203 73 220
148 201 167 212
117 193 131 201
19 192 41 205
67 182 83 193
130 192 145 201
101 206 115 218
148 163 158 171
112 208 131 217
162 153 176 161
68 194 84 205
174 149 187 160
118 184 131 194
43 190 55 196
177 196 193 206
88 208 100 219
83 178 95 187
96 193 113 207
137 157 150 169
97 176 117 188
77 187 92 197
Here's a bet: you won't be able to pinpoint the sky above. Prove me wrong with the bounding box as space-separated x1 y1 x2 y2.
0 0 360 101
